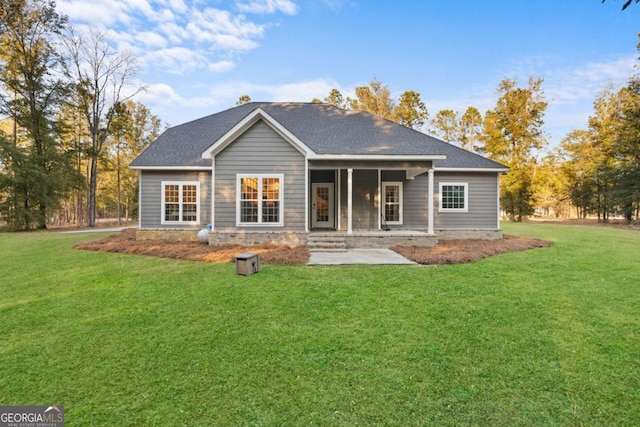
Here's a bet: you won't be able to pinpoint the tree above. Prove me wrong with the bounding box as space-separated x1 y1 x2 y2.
602 0 639 10
533 153 570 218
431 109 459 143
559 130 598 218
107 100 161 222
394 90 428 129
236 94 251 105
315 81 428 129
348 79 396 120
586 86 623 222
65 29 142 227
0 0 76 229
611 78 640 221
481 76 547 221
459 106 483 152
323 88 346 109
56 102 90 224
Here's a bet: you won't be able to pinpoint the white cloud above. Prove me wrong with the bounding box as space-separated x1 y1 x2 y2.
214 34 260 51
122 0 156 19
136 31 168 49
62 1 290 73
156 22 188 44
545 55 637 105
134 82 185 106
208 78 340 103
57 0 128 26
269 79 339 101
236 0 298 15
155 0 188 15
142 48 206 74
190 8 264 40
208 60 236 73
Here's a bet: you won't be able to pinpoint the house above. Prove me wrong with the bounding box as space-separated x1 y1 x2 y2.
130 102 508 248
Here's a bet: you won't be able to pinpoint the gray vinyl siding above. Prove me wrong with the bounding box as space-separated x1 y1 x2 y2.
339 169 378 230
434 172 499 229
403 175 429 228
139 170 211 229
214 120 306 232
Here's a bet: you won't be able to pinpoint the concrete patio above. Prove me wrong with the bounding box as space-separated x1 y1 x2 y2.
308 248 417 265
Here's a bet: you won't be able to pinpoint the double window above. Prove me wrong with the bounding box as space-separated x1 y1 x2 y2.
162 181 200 224
439 182 468 212
382 182 403 224
237 174 283 226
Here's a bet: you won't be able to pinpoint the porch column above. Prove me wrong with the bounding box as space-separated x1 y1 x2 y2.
428 168 434 235
347 168 353 235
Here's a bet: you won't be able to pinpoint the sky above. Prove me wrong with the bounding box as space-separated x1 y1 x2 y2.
56 0 640 147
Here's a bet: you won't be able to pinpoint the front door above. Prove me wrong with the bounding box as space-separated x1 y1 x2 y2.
311 183 334 229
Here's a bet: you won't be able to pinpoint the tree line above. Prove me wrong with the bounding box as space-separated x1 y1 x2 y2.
0 0 161 230
307 47 640 223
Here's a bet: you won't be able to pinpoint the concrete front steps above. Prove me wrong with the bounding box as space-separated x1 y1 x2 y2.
307 234 347 252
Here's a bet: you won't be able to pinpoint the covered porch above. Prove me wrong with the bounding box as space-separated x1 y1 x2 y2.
308 159 437 235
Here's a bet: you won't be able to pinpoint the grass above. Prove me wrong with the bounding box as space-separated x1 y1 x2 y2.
0 223 639 425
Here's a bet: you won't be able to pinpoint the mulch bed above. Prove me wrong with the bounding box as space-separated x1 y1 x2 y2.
392 235 553 265
74 229 552 265
74 229 310 264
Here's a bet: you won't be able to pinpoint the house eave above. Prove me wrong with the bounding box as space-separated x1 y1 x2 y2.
434 167 510 173
130 165 212 171
308 154 447 161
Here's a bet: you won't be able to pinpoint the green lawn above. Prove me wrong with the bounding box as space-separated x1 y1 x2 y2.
1 223 639 426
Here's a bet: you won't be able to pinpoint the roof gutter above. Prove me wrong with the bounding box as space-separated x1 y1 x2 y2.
307 154 447 161
434 167 510 172
129 165 213 171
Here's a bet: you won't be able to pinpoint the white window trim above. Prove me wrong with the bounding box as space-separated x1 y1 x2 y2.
439 182 469 213
161 181 201 225
381 181 403 225
236 174 284 227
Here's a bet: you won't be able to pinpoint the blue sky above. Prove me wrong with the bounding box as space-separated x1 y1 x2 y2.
57 0 640 147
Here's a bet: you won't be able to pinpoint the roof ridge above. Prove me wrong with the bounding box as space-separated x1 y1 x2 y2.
131 102 508 170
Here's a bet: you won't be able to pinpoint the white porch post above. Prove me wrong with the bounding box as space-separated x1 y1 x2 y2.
377 169 381 230
428 168 434 235
347 168 353 235
337 169 341 231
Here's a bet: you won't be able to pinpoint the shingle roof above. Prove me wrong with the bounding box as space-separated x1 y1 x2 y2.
130 102 507 170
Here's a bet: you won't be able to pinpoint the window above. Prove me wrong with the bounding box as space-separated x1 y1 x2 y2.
162 181 200 224
237 174 283 226
382 182 403 224
439 182 468 212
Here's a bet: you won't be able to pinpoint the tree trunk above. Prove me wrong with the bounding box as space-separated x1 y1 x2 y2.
38 204 47 229
88 155 98 227
117 141 121 226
